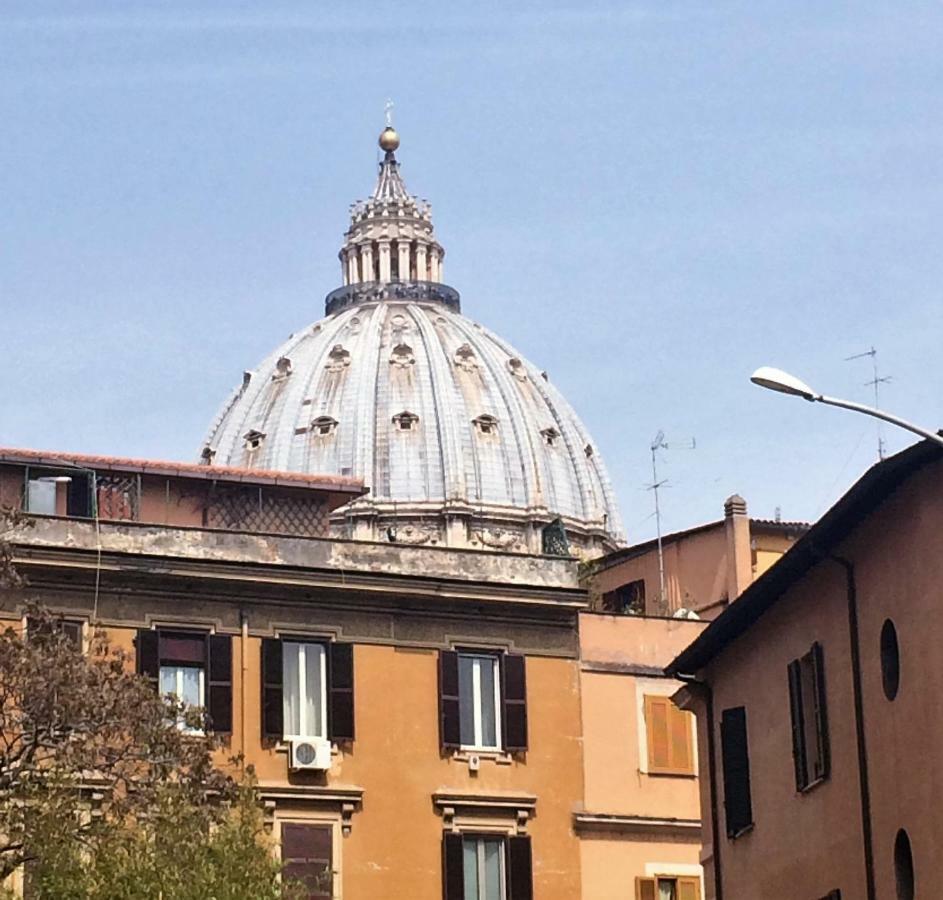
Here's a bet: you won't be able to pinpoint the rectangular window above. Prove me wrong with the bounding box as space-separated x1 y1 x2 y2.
644 694 695 775
602 578 646 615
463 836 506 900
280 822 333 900
720 706 753 838
283 641 327 739
459 653 502 750
636 876 701 900
137 630 233 734
26 478 57 515
27 616 84 649
788 642 830 791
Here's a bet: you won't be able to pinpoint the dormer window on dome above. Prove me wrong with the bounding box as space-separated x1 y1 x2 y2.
390 343 415 368
200 446 216 465
243 430 266 451
541 427 561 448
325 345 351 373
473 414 499 436
393 411 419 431
273 356 292 380
311 416 339 436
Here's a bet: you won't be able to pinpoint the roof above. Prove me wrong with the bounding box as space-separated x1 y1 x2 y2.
668 437 943 675
585 515 808 575
0 446 366 494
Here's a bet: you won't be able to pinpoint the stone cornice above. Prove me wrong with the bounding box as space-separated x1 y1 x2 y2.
573 812 702 839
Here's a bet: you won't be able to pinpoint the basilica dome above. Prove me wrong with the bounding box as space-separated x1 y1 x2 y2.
201 129 623 557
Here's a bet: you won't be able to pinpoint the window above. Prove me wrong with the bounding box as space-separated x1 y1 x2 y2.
27 616 84 650
881 619 900 701
720 706 753 837
393 410 419 431
459 654 502 750
25 472 93 517
473 414 498 435
439 651 527 753
26 478 57 514
787 643 830 791
311 416 338 436
442 833 532 900
636 876 701 900
283 641 327 739
602 579 646 615
540 427 560 447
243 430 266 451
136 630 232 733
894 829 914 900
261 639 355 743
644 695 695 776
281 822 333 900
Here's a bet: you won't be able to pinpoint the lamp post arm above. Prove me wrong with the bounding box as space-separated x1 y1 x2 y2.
815 395 943 448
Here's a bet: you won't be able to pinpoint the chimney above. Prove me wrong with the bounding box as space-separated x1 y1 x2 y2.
724 494 752 602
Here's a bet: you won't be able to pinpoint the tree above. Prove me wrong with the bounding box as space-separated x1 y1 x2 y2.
0 509 301 897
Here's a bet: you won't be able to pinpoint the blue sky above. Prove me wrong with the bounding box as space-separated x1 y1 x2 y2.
2 1 941 541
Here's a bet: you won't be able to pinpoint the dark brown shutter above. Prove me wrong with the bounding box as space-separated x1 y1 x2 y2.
720 706 753 837
442 832 464 900
811 642 830 780
502 653 528 752
787 659 807 790
207 634 233 733
136 629 159 689
328 642 355 742
507 835 533 900
439 650 461 749
261 638 283 739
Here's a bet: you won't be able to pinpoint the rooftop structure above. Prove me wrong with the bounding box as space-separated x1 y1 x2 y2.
201 128 623 558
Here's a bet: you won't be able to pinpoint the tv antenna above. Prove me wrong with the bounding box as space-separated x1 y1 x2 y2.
647 431 696 614
845 346 891 460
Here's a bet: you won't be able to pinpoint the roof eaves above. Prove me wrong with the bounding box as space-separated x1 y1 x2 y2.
668 437 943 676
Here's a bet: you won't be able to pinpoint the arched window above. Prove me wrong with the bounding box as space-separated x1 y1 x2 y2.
472 415 498 436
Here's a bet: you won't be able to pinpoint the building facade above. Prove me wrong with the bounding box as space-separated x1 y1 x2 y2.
2 451 588 899
583 495 806 619
577 613 706 900
669 439 943 900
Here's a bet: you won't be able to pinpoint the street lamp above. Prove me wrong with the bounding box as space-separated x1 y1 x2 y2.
750 366 943 448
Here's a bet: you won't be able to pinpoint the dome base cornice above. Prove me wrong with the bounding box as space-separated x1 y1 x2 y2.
324 280 461 316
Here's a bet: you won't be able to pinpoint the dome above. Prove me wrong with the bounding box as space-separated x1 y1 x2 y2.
201 130 624 557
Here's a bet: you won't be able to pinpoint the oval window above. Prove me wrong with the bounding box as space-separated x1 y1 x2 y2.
881 619 900 701
894 828 915 900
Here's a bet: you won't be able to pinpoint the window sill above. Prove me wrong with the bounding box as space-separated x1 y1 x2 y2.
644 768 698 780
274 740 340 757
454 749 513 766
798 775 829 795
728 823 754 841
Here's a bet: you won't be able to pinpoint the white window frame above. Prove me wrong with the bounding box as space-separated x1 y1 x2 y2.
465 834 507 900
159 663 205 734
460 653 502 752
283 641 328 741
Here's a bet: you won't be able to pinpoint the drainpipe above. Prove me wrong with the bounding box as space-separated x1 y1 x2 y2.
676 674 723 900
240 610 250 761
827 554 876 900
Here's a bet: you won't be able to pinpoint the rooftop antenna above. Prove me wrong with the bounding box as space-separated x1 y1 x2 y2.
647 432 696 615
845 346 891 460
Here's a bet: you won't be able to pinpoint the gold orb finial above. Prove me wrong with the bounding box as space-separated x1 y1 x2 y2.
379 126 400 152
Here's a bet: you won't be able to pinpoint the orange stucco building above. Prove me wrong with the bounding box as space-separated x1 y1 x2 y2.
577 613 706 899
669 438 943 900
583 496 806 619
1 447 589 899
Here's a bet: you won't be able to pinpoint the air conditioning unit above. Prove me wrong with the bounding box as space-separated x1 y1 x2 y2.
289 737 332 772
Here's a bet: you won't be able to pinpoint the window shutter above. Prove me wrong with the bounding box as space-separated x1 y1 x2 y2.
66 473 92 517
645 695 672 770
787 659 807 790
502 653 528 752
438 650 461 749
207 634 233 733
328 642 355 742
669 704 695 773
441 832 464 900
635 877 657 900
261 638 284 739
136 629 159 688
506 835 533 900
678 876 702 900
281 823 332 900
811 642 830 780
720 706 753 837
